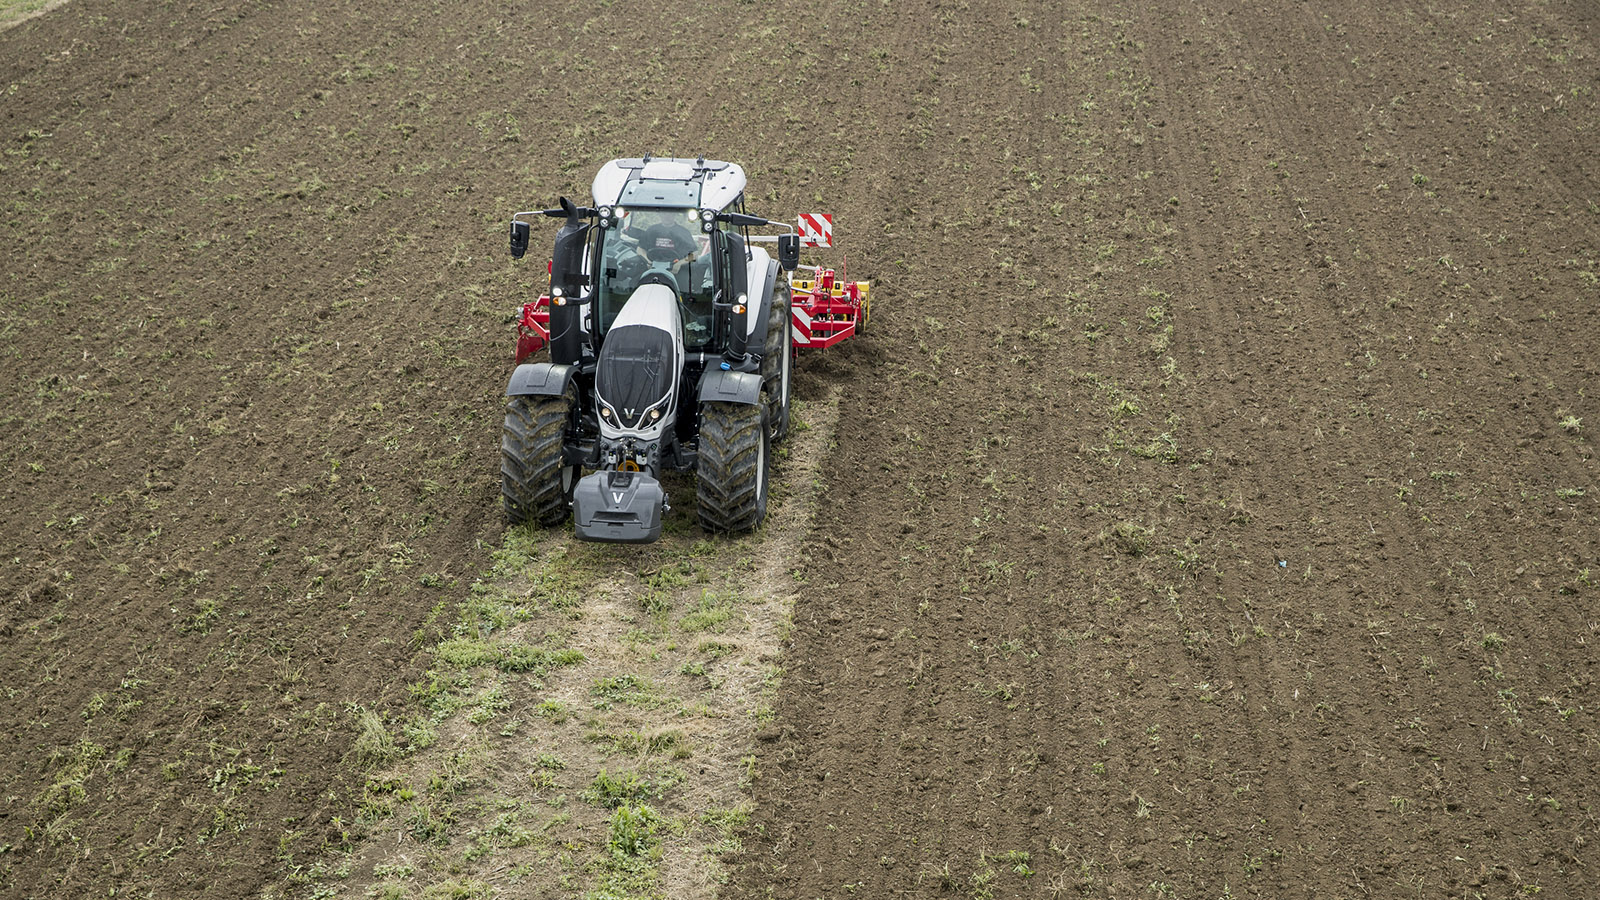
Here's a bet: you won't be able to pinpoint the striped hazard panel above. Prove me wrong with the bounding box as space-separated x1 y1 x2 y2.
797 213 833 248
791 306 813 346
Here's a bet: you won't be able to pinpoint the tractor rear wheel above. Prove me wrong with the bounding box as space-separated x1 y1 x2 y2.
762 284 793 443
502 386 578 527
696 400 770 533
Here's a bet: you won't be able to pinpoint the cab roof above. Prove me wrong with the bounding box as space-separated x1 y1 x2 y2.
591 157 747 212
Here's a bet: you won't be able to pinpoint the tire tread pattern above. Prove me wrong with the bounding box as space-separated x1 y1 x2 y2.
696 401 767 533
501 391 572 527
762 283 792 443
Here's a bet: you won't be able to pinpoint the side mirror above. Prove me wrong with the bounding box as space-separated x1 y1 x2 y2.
776 233 800 270
509 220 530 259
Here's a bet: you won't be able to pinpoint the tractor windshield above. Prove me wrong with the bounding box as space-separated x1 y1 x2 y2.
595 207 716 348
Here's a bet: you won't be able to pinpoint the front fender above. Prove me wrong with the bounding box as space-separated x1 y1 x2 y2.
507 362 576 398
697 368 762 406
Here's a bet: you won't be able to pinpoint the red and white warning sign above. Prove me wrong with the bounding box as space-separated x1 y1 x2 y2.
797 213 833 248
791 305 813 347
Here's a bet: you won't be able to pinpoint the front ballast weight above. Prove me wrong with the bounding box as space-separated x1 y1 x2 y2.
496 156 873 544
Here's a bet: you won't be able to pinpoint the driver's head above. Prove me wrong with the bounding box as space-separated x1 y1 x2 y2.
647 224 684 256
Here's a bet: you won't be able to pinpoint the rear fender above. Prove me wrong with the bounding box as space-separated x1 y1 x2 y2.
697 369 762 406
508 362 576 398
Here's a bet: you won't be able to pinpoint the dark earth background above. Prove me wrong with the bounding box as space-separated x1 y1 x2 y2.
2 0 1596 897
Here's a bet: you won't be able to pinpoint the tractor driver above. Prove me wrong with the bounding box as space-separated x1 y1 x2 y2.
621 209 714 345
633 216 698 270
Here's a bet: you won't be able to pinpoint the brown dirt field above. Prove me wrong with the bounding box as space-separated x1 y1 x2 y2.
0 0 1595 898
735 2 1600 898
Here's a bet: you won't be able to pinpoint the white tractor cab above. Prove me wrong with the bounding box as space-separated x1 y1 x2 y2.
503 157 802 543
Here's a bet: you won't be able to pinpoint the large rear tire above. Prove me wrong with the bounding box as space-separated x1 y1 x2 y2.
502 386 578 527
696 400 770 534
762 284 793 443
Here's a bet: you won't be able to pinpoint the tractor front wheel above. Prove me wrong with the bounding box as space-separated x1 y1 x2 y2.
502 387 578 527
696 400 770 534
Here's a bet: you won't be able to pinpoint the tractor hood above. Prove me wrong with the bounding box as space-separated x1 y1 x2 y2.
594 284 683 438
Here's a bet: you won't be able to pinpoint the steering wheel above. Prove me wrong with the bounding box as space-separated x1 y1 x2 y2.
615 252 648 285
639 224 693 264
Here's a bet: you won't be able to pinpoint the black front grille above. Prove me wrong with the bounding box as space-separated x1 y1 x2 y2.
595 324 673 428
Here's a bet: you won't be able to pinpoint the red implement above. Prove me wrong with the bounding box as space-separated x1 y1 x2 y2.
790 265 871 350
515 296 550 362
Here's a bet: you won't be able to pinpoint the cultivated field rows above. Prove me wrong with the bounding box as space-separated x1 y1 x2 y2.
0 1 1595 898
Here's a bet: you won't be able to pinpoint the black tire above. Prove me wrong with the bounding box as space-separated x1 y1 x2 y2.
501 386 578 527
761 283 793 443
696 400 770 534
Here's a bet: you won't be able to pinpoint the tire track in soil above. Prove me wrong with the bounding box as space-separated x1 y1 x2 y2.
741 0 1013 887
1057 8 1323 895
1341 6 1600 887
1080 6 1339 893
732 0 1026 883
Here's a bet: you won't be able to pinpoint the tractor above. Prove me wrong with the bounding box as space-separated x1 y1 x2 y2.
500 156 868 544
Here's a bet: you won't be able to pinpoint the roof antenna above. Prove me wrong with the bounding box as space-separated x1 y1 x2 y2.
642 152 652 163
696 155 705 168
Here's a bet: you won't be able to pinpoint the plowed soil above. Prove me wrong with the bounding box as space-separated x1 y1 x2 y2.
2 1 1596 898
